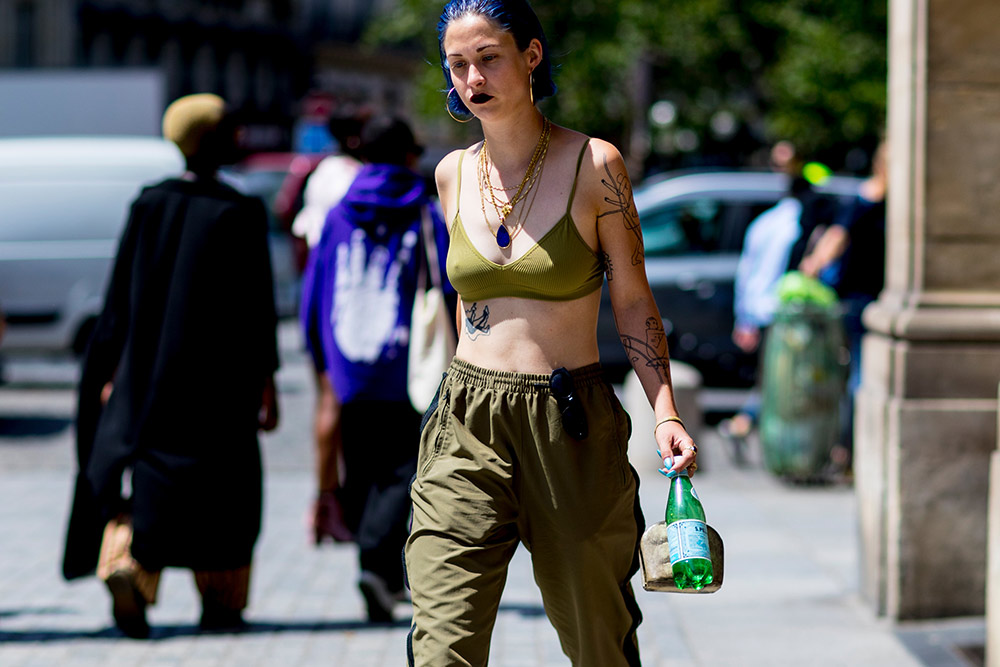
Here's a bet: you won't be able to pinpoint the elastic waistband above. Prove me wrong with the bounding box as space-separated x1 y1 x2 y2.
447 358 607 393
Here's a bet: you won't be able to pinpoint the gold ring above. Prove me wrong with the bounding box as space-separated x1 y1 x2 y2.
689 462 699 473
684 444 698 454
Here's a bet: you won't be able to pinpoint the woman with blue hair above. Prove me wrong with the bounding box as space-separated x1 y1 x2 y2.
405 1 699 664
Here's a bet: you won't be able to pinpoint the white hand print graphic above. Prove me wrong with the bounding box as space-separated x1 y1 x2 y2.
332 228 417 363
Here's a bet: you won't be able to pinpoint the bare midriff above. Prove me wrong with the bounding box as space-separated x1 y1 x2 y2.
454 289 602 374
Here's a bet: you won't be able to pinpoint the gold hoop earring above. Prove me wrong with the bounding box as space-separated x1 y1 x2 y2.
446 88 473 123
529 74 535 106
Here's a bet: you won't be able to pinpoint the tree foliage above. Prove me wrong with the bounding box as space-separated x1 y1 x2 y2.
369 0 886 174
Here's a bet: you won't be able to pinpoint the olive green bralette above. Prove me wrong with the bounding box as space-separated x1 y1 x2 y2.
445 141 604 302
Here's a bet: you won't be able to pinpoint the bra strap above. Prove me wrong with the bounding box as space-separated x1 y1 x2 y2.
566 139 591 215
455 149 466 213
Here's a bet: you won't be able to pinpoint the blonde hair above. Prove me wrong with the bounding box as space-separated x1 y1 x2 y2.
161 94 226 159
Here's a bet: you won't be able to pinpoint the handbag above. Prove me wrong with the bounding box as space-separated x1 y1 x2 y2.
408 206 456 412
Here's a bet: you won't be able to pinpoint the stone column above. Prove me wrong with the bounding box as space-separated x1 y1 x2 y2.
987 387 1000 667
855 0 1000 620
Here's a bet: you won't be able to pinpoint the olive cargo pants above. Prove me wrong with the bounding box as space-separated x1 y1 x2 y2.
405 359 644 667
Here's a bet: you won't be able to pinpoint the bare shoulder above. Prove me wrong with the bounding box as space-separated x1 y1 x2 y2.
584 138 626 180
434 148 466 192
548 126 606 168
435 148 470 224
586 137 624 164
569 137 631 214
546 128 623 186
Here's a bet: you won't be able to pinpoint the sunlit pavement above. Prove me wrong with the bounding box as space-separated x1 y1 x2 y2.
0 322 982 665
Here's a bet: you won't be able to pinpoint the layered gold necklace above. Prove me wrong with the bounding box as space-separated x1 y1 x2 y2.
477 117 552 248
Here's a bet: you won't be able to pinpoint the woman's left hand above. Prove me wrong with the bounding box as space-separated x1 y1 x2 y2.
655 422 698 477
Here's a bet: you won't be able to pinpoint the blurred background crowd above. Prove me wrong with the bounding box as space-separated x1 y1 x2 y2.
0 0 887 375
0 0 888 635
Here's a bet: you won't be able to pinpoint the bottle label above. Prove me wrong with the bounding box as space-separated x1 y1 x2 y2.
666 519 711 565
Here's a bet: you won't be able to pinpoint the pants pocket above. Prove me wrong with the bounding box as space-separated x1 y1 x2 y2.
418 372 447 435
418 383 451 477
602 384 632 488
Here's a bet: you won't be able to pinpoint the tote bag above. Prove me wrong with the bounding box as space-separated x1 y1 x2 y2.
408 207 456 412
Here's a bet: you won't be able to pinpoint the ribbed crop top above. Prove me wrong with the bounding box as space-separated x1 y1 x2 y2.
445 141 604 302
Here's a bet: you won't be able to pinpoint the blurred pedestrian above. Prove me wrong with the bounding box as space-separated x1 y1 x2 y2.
722 142 833 454
292 113 367 547
404 1 699 664
300 115 451 623
62 93 280 638
800 139 887 462
292 113 366 247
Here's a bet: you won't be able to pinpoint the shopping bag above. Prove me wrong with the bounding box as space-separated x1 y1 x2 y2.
408 207 455 412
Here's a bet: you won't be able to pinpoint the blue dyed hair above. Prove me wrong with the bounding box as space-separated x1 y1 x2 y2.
437 0 556 116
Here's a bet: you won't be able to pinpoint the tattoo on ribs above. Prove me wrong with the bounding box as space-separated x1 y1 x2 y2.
464 302 491 340
620 317 671 382
599 251 614 281
597 157 643 266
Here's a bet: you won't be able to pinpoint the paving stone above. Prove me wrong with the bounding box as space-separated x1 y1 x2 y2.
0 322 948 665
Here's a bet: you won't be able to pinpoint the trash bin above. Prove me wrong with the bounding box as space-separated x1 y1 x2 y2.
758 302 847 480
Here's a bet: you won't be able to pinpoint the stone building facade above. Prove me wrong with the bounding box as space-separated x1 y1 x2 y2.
857 0 1000 625
0 0 418 149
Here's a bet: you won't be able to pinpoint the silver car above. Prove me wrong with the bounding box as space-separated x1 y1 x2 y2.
0 137 184 354
597 170 862 386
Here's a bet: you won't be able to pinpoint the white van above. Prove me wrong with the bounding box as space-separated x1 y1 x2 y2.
0 137 185 353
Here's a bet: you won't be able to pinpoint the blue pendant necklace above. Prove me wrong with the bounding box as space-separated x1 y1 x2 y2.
478 118 552 249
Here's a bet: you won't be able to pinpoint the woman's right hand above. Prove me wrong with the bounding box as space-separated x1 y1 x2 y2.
655 422 699 477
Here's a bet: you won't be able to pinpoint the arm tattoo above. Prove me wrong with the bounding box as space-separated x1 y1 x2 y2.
464 302 491 340
597 157 643 266
619 317 671 383
599 251 614 281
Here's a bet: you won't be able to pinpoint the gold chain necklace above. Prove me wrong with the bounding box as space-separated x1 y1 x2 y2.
477 117 551 248
482 117 550 221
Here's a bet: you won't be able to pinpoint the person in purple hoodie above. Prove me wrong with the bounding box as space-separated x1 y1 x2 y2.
300 116 454 622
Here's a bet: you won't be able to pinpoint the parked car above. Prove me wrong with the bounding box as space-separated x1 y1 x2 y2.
0 136 184 354
597 170 862 387
0 138 308 358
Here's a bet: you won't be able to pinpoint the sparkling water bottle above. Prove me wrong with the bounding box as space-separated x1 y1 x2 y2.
665 467 714 590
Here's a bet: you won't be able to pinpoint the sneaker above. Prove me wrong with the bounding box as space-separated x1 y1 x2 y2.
106 569 150 639
358 571 397 623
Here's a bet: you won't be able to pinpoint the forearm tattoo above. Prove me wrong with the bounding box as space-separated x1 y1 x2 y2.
620 317 671 383
599 251 614 281
597 157 643 266
464 302 491 340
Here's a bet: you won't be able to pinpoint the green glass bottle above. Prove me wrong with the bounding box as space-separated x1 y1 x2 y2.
665 468 714 590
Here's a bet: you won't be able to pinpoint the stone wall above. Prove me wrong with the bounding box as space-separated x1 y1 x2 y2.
856 0 1000 620
986 387 1000 666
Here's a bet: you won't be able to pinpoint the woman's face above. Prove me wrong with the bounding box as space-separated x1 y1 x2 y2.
442 14 541 121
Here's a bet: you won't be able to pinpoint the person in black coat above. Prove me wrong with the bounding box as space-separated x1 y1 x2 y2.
62 93 279 638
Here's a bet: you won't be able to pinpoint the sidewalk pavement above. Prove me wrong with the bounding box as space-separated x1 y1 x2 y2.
0 323 985 666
